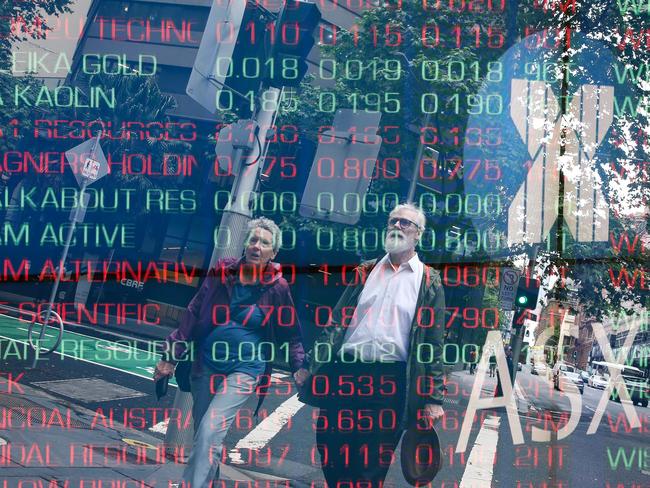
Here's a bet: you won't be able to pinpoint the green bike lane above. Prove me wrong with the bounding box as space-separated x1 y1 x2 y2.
0 312 177 387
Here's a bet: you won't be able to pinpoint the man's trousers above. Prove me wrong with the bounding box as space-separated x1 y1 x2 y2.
315 360 407 488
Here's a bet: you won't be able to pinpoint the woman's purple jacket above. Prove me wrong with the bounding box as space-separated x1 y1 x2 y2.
160 257 306 391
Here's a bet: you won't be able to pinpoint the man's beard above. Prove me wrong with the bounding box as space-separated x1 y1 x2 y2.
384 230 412 253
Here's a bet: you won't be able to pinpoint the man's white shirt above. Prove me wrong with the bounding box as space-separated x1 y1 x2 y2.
340 253 424 362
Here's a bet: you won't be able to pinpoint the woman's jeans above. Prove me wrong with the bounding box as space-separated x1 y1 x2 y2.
181 372 258 487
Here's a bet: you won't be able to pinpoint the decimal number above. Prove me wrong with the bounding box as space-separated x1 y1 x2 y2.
416 341 494 366
317 92 400 114
348 23 505 49
421 60 503 83
421 93 503 115
313 225 504 254
209 374 294 397
319 58 402 82
214 123 298 145
316 157 399 179
214 55 299 81
215 88 297 114
415 307 499 330
211 304 296 327
421 126 502 147
309 374 398 399
313 408 397 432
421 24 505 49
441 265 500 288
309 341 401 364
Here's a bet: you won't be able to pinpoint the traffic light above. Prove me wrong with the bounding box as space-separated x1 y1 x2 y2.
266 0 321 87
514 277 540 310
187 1 268 117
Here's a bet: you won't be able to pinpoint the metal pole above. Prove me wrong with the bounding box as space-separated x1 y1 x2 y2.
406 110 432 204
394 51 434 205
29 182 88 368
164 87 282 456
510 320 525 379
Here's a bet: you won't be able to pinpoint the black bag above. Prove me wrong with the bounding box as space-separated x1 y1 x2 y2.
155 375 169 400
297 376 322 407
297 363 336 407
174 355 193 392
154 355 192 399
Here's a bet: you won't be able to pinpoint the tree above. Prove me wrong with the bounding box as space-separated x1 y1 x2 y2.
0 2 195 265
263 2 649 329
0 0 73 71
0 0 73 152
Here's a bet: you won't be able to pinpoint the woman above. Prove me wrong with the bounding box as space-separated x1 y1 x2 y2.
154 217 310 487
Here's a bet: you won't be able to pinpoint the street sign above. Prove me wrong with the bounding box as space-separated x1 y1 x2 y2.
299 110 382 225
186 0 264 117
65 134 108 187
81 157 100 180
499 268 520 310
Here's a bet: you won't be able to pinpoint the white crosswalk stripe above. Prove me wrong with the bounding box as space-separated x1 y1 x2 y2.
459 415 501 488
228 394 305 464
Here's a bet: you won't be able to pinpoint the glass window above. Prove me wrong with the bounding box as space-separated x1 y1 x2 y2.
96 0 123 16
188 217 211 242
160 237 183 262
165 217 191 239
156 66 192 93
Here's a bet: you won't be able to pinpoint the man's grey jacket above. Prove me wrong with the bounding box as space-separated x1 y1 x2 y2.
304 258 446 429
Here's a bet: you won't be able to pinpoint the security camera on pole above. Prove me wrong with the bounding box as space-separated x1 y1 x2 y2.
168 0 322 456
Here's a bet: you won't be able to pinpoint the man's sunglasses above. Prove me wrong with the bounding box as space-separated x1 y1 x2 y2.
388 217 421 230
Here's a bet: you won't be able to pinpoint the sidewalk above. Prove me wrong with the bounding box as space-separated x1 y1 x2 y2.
0 377 288 488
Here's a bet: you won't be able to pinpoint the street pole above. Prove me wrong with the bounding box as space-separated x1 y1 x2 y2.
394 52 437 205
497 246 540 395
29 131 100 368
164 87 282 457
406 110 432 204
28 199 79 368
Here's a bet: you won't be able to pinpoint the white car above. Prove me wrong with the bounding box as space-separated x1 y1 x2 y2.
532 362 548 376
588 374 609 389
553 363 585 394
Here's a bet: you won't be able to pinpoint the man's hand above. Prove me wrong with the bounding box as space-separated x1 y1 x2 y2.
293 368 310 387
153 360 175 382
422 404 444 428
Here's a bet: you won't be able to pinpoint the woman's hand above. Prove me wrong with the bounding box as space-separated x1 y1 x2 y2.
153 360 175 381
293 368 310 387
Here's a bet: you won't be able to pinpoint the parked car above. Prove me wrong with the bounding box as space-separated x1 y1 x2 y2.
532 362 548 376
553 363 584 394
588 373 609 389
610 370 648 407
592 361 649 407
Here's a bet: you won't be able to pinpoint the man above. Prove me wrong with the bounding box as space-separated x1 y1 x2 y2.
469 349 477 375
300 203 446 488
489 354 497 377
